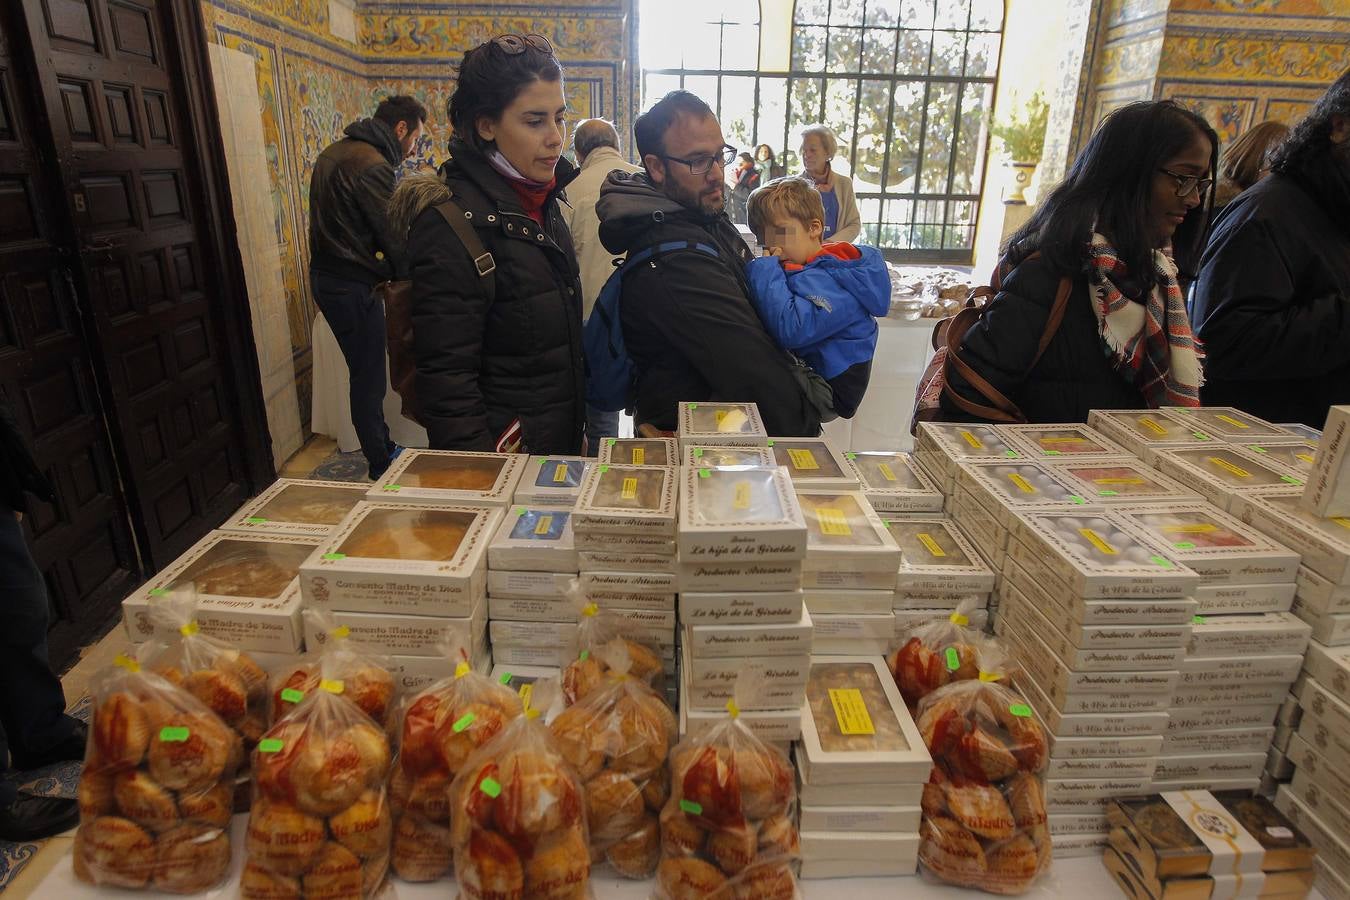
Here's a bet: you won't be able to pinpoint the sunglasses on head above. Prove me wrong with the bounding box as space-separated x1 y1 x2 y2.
492 34 554 56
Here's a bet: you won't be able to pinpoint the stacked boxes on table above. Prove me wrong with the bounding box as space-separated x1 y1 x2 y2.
996 510 1201 848
1087 408 1221 465
885 517 995 633
795 656 932 879
219 478 369 539
842 451 944 520
912 422 1028 499
1302 405 1349 518
485 504 581 668
1153 444 1307 513
677 463 811 743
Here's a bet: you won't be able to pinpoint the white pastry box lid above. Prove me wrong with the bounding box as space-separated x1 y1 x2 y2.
1013 510 1201 597
597 437 678 467
956 458 1095 524
220 479 369 538
1231 440 1319 480
1277 423 1322 442
1232 491 1350 585
1041 458 1207 506
914 422 1025 467
798 656 931 785
368 449 526 507
768 436 860 491
1155 445 1305 500
488 507 578 572
1000 422 1132 460
304 501 501 579
676 401 769 446
513 456 591 506
884 517 996 594
845 451 944 514
677 465 807 561
572 464 677 535
1159 406 1296 440
1108 502 1299 584
682 445 776 468
1088 408 1221 449
795 490 902 575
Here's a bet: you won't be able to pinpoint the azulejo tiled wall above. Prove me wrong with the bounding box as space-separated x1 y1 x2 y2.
199 0 635 430
1073 0 1350 159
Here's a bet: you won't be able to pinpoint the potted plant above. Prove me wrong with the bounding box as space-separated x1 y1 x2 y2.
991 93 1049 204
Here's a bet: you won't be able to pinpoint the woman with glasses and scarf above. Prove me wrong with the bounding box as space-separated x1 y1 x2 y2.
390 34 585 453
940 101 1218 423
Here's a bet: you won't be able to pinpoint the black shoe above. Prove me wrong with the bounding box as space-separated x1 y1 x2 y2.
10 722 88 771
0 795 81 842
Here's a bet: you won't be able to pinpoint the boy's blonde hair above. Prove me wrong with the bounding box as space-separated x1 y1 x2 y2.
747 175 826 244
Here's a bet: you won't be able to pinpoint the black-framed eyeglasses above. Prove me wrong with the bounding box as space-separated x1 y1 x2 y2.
660 145 738 176
493 34 553 56
1158 168 1213 198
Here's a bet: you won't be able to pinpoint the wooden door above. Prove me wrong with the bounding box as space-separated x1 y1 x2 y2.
0 10 139 667
19 0 269 570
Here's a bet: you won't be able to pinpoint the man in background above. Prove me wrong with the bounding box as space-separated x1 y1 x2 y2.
309 95 426 478
562 118 641 452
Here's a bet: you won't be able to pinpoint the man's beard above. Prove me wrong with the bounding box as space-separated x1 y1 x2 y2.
662 177 725 216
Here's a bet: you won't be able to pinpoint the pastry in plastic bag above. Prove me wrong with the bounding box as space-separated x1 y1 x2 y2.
560 599 666 705
74 649 238 893
886 602 1012 707
270 611 397 727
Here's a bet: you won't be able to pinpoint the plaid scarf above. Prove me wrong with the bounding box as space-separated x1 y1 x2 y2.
1086 233 1203 407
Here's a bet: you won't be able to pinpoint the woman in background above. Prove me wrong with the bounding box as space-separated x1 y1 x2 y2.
797 124 861 243
1211 120 1289 225
755 143 785 180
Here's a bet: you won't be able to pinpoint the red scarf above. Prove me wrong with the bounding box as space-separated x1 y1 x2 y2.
505 177 555 226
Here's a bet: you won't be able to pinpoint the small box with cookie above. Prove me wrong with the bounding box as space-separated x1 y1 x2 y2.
512 455 592 508
367 448 526 507
844 450 944 516
676 401 769 448
221 478 369 538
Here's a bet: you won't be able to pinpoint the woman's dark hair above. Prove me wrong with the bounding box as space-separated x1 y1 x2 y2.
755 143 775 163
1269 68 1350 177
1004 100 1219 287
1219 121 1289 193
448 35 562 151
738 152 755 165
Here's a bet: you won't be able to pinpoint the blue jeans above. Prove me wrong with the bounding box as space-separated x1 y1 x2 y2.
584 404 621 456
311 270 394 477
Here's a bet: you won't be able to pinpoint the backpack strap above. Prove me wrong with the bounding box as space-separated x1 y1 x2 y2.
620 240 720 274
432 196 497 303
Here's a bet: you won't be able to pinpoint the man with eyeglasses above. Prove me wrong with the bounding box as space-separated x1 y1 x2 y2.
1192 69 1350 428
594 91 823 436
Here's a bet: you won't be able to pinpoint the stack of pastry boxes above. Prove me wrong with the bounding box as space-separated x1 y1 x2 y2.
122 479 368 664
912 422 1029 500
794 656 932 879
995 508 1200 853
1106 502 1308 794
676 457 812 743
482 455 587 671
297 450 519 677
1286 409 1350 647
885 517 995 637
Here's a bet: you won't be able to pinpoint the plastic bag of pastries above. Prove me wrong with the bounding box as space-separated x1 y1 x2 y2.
270 609 397 727
75 647 240 893
914 679 1050 895
547 646 676 878
655 700 800 900
559 597 666 706
448 679 594 900
244 656 394 898
886 602 1014 708
388 640 523 883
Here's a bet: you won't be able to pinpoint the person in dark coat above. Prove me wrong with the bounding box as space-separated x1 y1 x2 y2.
0 396 84 841
1191 69 1350 428
596 90 822 436
391 34 584 454
941 101 1218 424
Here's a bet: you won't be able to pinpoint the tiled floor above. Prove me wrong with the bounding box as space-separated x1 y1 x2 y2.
278 433 337 478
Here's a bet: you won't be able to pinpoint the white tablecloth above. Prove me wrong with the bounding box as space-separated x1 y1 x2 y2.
310 313 428 452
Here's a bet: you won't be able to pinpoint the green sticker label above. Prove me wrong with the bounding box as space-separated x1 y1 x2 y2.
452 712 476 733
1194 432 1210 441
846 452 857 460
766 439 775 447
606 438 616 446
1192 615 1207 625
515 507 527 517
148 588 167 597
499 672 513 684
1004 450 1018 457
322 552 346 561
1149 555 1175 569
1098 490 1118 496
1280 475 1303 485
679 799 703 815
280 688 304 703
944 647 960 671
579 650 590 662
693 448 704 458
1174 541 1196 550
159 726 190 742
1043 449 1062 456
598 465 609 474
246 517 268 524
1008 704 1032 718
479 777 502 798
258 738 284 753
1069 495 1086 505
688 403 698 410
1250 446 1267 454
698 468 710 478
382 484 401 492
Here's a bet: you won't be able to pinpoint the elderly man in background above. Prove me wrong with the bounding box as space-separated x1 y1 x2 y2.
563 118 642 451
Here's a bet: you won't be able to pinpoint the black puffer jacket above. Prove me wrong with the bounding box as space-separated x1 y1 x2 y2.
309 118 407 285
392 140 585 454
1 395 55 514
1191 173 1350 428
940 253 1144 423
596 171 821 436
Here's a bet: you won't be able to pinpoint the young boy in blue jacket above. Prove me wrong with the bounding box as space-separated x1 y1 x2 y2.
745 176 891 419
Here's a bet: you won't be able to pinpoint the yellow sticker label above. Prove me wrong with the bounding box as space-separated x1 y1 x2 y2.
454 661 471 678
1007 473 1037 494
1040 436 1088 445
733 482 751 510
1333 517 1350 531
1078 528 1118 555
877 463 897 483
917 532 946 558
787 448 819 471
828 688 875 735
621 477 638 499
534 515 554 536
518 683 533 710
1139 417 1168 436
959 430 983 449
319 678 344 695
1162 523 1217 534
1093 477 1147 485
1216 414 1250 429
552 463 569 483
1297 453 1315 464
1206 456 1252 479
631 448 645 466
816 507 852 536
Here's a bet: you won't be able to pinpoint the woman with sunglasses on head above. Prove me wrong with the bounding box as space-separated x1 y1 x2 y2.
940 100 1218 424
391 33 584 453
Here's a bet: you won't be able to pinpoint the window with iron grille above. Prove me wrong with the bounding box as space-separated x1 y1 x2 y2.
640 0 1004 264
